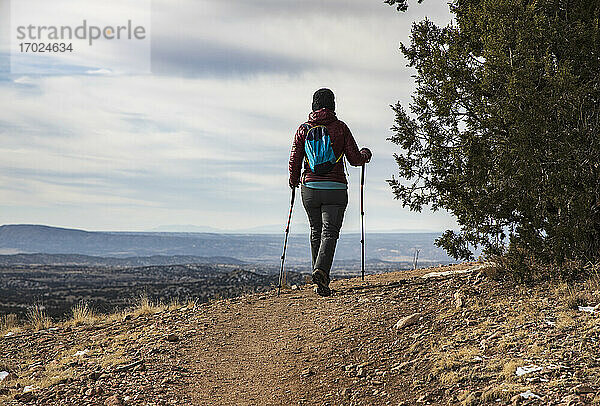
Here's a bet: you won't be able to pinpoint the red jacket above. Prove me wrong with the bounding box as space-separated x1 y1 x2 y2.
288 108 369 187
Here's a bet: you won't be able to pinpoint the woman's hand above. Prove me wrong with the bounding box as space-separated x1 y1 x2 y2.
360 148 372 163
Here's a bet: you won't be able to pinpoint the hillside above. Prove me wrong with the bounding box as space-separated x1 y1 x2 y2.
0 264 306 318
0 254 244 267
0 225 452 265
1 263 599 405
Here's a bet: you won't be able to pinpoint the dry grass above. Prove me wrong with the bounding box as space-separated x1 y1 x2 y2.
132 293 166 316
99 346 129 369
26 304 52 330
67 295 195 325
500 359 520 382
566 290 589 310
433 346 481 373
458 390 479 406
0 295 201 406
1 349 79 399
585 271 600 293
528 341 544 357
104 308 131 323
167 298 183 311
34 361 76 389
554 282 595 310
481 382 529 402
0 313 19 334
431 345 482 387
556 311 576 330
69 302 97 326
439 371 459 385
166 298 198 311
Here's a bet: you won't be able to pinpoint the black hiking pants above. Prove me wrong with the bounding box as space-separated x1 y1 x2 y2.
301 185 348 279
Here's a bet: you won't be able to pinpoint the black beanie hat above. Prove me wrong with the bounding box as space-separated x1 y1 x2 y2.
312 88 335 112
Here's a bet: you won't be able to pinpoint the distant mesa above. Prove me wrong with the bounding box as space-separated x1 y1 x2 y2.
0 224 247 259
149 224 308 233
0 224 453 265
150 225 224 233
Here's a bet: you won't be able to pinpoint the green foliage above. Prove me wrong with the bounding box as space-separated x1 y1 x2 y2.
388 0 600 270
384 0 424 12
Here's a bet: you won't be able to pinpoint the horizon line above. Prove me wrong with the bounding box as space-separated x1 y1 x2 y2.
0 223 448 235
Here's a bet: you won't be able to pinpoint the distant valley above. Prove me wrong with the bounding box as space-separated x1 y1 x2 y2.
0 224 454 319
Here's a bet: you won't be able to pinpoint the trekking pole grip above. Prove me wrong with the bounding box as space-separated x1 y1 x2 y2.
361 164 365 185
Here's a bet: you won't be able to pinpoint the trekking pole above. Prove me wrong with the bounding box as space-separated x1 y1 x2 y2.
278 188 296 296
360 164 365 281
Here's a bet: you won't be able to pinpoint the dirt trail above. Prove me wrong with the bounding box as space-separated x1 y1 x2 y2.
4 261 598 406
183 265 473 405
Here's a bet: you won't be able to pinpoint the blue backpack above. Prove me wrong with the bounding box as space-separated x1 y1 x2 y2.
303 124 343 175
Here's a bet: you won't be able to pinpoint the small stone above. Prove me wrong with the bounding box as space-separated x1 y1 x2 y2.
574 384 596 394
391 360 413 371
14 392 36 402
291 285 299 290
166 334 179 342
394 313 421 329
105 395 123 406
55 376 72 385
371 380 384 386
0 371 16 382
329 325 344 333
519 390 541 400
301 368 314 377
454 291 464 308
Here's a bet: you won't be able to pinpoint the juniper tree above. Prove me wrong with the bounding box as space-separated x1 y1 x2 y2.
387 0 600 267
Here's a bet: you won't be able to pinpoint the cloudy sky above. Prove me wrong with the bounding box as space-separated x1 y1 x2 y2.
0 0 457 233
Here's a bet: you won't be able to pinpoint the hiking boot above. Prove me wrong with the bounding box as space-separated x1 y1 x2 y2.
312 269 331 297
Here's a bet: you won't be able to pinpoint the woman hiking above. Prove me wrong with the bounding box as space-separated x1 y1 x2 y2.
288 88 372 296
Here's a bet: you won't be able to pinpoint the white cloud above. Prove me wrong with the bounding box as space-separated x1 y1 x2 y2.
0 0 457 232
13 76 34 84
86 69 112 75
